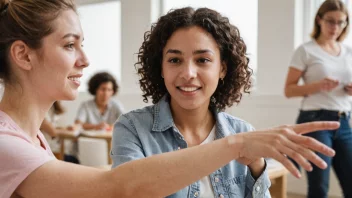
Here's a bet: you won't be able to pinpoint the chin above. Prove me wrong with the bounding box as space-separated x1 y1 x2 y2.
61 91 78 101
178 101 203 110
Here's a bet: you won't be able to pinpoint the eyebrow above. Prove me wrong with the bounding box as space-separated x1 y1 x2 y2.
325 17 345 21
193 49 214 55
62 33 82 40
166 49 182 55
165 49 214 55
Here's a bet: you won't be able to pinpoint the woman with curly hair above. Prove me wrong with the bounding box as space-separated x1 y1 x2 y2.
75 72 124 131
111 7 338 198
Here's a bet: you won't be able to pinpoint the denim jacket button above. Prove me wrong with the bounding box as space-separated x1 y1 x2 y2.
194 191 199 197
256 186 261 192
177 147 181 150
215 177 219 183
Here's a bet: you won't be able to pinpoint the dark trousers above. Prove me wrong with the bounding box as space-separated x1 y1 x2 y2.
296 110 352 198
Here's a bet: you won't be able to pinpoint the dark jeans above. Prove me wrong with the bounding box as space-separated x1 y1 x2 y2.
296 110 352 198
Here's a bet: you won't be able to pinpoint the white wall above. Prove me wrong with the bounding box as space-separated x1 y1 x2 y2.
77 1 121 91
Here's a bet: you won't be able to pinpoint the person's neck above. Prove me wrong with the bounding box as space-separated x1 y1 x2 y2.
0 83 52 142
96 98 109 107
170 99 215 146
95 98 109 113
316 36 338 48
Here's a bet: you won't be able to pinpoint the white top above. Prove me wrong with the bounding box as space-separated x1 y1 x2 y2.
76 99 124 125
289 40 352 111
199 126 216 198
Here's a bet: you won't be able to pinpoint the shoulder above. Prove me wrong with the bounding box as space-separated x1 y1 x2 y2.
110 99 124 109
295 41 315 53
342 43 352 55
84 99 95 106
0 131 31 156
217 112 255 132
0 131 54 198
115 105 154 131
79 99 95 109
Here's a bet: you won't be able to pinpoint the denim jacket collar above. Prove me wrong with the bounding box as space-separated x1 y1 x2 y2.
151 95 174 132
151 95 233 139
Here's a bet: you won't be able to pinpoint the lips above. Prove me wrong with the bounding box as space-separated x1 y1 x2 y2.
177 85 202 93
67 73 82 85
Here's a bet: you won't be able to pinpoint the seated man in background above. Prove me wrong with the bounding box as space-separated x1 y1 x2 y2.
75 72 124 131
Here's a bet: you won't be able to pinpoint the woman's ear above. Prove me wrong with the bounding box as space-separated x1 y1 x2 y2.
9 40 33 71
220 61 227 79
316 16 322 27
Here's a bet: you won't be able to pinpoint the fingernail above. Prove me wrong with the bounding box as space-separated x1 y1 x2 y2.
322 161 327 168
308 165 313 172
330 150 336 156
297 171 301 178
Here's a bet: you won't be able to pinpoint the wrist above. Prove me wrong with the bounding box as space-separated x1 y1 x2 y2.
226 134 244 160
310 82 321 93
248 158 265 179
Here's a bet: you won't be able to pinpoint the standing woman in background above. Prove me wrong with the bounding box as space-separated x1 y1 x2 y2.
284 0 352 197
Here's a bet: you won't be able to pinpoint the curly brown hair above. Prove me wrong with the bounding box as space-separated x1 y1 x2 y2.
88 72 118 96
135 7 252 110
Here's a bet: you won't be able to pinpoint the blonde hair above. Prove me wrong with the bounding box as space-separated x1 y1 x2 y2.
311 0 349 41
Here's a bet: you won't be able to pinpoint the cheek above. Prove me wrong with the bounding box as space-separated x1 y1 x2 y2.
107 91 114 96
163 71 176 84
96 91 103 96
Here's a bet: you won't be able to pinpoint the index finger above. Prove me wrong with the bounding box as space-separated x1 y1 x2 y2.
325 77 339 83
289 121 340 134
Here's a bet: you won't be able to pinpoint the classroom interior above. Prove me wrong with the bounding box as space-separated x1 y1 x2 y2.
1 0 351 197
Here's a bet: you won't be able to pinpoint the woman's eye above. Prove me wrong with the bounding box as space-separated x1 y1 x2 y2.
169 58 180 63
65 43 74 49
197 58 210 63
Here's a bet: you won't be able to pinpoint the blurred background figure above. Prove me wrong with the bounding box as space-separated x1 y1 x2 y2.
284 1 352 197
40 101 79 164
75 72 124 131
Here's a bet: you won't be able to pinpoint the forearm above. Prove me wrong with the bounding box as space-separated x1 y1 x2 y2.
82 123 99 130
285 83 319 98
110 135 241 197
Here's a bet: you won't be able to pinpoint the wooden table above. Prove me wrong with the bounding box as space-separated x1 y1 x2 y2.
57 130 113 164
267 159 289 198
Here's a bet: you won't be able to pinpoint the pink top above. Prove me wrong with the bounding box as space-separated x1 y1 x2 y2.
0 110 55 198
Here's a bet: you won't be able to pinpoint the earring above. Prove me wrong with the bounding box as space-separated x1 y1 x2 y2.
211 96 216 103
219 78 224 86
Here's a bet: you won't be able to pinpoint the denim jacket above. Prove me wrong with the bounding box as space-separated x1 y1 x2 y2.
111 96 271 198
